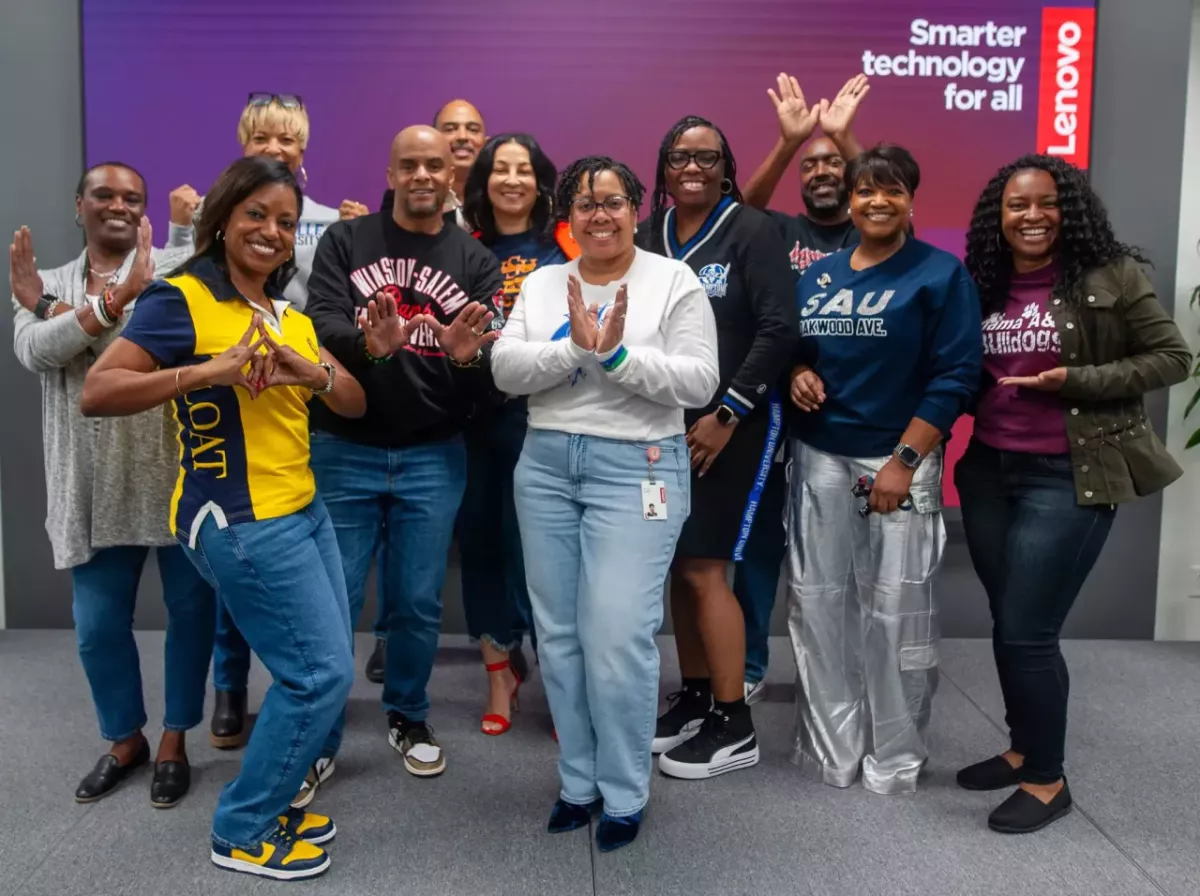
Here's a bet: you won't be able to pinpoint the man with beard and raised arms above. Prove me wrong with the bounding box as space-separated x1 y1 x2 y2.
729 72 869 708
305 125 504 781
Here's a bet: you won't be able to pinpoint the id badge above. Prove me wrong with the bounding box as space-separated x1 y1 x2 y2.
641 481 667 520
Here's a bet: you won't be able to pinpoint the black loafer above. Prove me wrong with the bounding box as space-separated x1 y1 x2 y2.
547 798 602 834
957 755 1022 791
365 638 386 685
74 740 150 803
150 759 191 809
210 690 248 749
988 779 1073 834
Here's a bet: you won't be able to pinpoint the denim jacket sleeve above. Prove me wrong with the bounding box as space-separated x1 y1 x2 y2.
1059 257 1192 401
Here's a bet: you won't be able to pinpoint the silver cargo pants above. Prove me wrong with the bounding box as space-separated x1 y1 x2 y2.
786 441 946 794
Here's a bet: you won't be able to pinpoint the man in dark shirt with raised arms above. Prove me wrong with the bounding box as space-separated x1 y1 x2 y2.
305 125 504 784
732 71 869 706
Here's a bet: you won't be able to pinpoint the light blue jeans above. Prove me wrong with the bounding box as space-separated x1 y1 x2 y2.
515 429 690 817
180 498 354 850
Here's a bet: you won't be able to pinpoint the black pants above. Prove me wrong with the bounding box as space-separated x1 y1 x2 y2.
955 439 1115 784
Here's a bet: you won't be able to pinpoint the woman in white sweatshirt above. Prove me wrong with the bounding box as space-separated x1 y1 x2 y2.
491 156 719 853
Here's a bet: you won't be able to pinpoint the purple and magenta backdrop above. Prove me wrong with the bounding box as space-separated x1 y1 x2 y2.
81 0 1097 501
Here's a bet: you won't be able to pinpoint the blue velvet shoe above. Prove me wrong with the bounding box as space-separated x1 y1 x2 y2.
547 798 603 833
596 810 642 852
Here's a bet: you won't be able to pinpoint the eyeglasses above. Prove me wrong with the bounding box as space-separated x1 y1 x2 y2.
665 150 723 170
246 93 304 109
571 195 632 216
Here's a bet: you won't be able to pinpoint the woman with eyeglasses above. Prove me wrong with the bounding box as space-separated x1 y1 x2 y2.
457 133 579 735
167 93 340 776
636 116 796 781
491 156 719 852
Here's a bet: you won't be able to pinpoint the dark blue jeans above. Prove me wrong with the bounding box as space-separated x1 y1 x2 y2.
732 455 788 684
457 399 532 651
71 546 215 741
181 499 354 849
310 430 466 740
955 439 1115 784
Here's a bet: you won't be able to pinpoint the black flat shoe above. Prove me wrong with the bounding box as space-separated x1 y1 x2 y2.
210 690 248 749
988 779 1073 834
150 759 191 809
74 740 150 803
547 798 602 834
957 754 1022 791
365 638 386 685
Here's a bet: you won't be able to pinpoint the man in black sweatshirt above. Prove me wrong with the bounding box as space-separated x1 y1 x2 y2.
305 125 503 782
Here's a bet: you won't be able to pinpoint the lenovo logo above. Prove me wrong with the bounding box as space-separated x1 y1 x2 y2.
1036 7 1096 168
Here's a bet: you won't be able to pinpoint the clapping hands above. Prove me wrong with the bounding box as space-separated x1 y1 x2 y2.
566 274 628 356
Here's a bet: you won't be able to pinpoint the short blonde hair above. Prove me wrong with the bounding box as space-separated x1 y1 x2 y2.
237 100 310 151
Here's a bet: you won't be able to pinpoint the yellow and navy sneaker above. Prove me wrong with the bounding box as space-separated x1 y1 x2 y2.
279 807 337 844
210 824 330 880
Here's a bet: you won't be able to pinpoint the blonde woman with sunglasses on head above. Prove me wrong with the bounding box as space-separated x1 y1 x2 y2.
167 93 340 793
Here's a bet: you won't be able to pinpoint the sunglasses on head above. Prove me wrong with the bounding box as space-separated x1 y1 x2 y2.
246 93 304 109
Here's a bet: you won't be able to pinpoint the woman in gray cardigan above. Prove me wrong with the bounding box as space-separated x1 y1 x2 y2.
9 162 215 808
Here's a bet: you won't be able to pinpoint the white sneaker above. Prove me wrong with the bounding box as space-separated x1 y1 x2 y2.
290 757 335 809
744 680 766 706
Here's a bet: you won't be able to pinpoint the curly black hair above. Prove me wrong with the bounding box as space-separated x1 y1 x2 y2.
965 153 1148 315
649 115 743 236
462 133 557 246
554 156 646 221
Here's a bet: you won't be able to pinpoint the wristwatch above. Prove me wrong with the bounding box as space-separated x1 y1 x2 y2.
34 294 61 320
893 443 922 469
311 362 335 394
715 404 739 426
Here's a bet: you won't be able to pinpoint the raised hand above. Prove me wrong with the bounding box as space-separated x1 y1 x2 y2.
362 291 418 358
169 185 202 227
596 284 628 355
419 301 500 364
998 367 1068 392
198 315 266 392
768 72 820 145
109 218 155 312
819 74 870 137
789 365 826 412
9 226 45 312
566 274 598 350
339 199 370 220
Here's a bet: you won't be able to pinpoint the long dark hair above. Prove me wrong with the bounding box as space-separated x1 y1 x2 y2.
965 154 1147 315
172 156 303 292
462 133 557 246
650 115 742 237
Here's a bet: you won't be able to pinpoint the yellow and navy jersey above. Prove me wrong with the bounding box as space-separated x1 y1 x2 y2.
120 256 320 545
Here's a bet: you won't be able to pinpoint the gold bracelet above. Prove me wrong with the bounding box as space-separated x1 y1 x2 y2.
175 368 186 397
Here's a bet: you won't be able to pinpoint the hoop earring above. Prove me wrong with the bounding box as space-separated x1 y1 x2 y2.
215 229 224 241
298 165 309 191
720 178 733 195
75 213 82 227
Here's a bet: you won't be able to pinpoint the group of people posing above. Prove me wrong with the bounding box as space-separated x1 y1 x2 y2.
9 72 1190 880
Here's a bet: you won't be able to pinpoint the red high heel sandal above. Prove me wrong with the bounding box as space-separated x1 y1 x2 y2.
481 660 522 736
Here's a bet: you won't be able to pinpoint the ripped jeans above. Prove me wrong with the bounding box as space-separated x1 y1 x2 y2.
786 441 946 794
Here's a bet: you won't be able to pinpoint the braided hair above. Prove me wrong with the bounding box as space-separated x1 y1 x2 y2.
554 156 646 221
650 115 742 237
965 153 1147 315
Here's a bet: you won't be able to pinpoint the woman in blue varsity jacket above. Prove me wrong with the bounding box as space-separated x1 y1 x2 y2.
785 143 982 795
637 116 798 781
457 133 579 736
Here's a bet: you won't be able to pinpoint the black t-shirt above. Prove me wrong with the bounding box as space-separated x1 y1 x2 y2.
767 211 860 274
637 201 797 424
306 213 504 448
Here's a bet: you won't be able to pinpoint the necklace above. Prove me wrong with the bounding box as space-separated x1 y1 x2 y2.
86 254 121 282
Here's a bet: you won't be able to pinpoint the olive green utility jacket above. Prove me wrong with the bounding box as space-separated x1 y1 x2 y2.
1049 256 1191 505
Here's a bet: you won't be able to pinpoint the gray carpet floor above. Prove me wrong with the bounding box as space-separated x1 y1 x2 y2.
1 631 1197 896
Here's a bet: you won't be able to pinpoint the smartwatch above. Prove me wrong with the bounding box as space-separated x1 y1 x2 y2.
715 404 739 426
34 294 60 320
893 443 922 469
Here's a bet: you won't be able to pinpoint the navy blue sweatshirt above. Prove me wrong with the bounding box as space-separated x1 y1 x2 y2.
791 238 982 457
637 199 797 423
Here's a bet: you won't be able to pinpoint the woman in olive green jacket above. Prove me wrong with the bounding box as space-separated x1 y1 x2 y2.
954 154 1190 835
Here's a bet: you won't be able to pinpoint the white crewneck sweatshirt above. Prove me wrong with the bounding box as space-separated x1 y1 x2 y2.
491 248 719 442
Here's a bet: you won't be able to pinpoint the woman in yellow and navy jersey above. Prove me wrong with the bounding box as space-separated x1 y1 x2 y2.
81 156 366 883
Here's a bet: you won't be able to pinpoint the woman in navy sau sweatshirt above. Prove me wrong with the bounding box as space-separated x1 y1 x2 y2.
785 144 982 796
